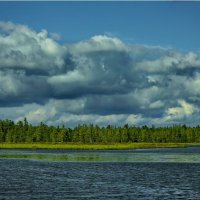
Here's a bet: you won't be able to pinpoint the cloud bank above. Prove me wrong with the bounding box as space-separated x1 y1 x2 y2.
1 21 200 127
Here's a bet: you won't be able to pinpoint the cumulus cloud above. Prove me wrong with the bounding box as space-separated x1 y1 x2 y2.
1 21 200 126
166 99 198 118
136 51 200 74
69 35 127 53
0 21 65 75
8 100 143 127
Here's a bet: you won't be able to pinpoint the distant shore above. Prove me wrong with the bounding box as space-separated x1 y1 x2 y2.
0 143 200 150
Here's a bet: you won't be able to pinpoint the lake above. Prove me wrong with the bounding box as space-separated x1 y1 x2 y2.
0 146 200 199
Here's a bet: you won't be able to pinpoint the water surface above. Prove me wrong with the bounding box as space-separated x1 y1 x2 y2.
1 146 200 162
0 146 200 199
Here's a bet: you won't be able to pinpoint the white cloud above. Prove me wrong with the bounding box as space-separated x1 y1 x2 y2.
50 32 61 41
137 55 179 72
133 86 162 109
0 21 65 72
0 71 25 97
149 100 164 109
69 35 127 54
125 114 143 125
1 21 200 126
94 114 125 125
166 99 198 119
184 73 200 95
136 51 200 72
26 107 57 124
48 70 87 84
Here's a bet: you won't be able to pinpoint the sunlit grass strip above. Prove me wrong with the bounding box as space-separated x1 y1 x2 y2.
0 143 200 150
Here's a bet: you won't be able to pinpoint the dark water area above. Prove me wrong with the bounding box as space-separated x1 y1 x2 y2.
0 147 200 199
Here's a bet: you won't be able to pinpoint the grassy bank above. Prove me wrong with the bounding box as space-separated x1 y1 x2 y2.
0 143 200 150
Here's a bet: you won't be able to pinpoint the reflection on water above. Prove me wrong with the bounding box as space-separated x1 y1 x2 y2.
0 146 200 162
0 147 200 199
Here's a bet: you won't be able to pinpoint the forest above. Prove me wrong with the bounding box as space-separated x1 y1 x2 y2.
0 118 200 144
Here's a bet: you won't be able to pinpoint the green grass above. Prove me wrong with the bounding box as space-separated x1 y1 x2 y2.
0 143 200 150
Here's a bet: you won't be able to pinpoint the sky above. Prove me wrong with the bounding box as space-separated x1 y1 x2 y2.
0 1 200 127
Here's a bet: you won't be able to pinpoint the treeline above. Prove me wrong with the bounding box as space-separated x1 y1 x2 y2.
0 118 200 143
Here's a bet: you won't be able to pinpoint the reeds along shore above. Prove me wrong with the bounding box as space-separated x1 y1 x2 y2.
0 143 200 150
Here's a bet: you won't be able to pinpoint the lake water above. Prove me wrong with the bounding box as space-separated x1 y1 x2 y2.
0 146 200 199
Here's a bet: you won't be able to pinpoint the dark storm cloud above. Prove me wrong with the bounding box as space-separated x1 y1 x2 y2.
1 21 200 126
49 50 134 98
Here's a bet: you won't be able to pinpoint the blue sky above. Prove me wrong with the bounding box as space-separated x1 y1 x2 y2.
0 2 200 51
1 2 200 127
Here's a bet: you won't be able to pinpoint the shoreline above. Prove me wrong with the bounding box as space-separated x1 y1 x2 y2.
0 143 200 150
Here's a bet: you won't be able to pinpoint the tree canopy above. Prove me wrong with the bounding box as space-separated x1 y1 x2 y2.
0 118 200 144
